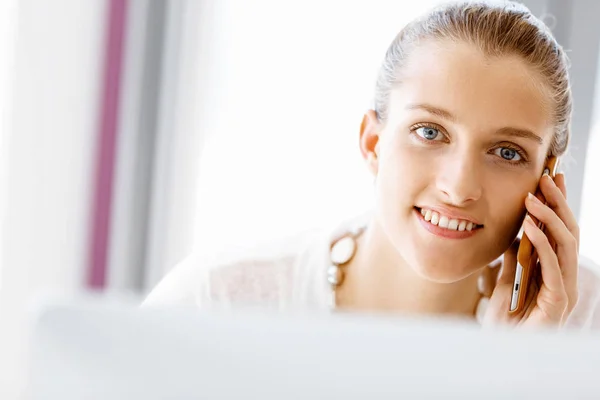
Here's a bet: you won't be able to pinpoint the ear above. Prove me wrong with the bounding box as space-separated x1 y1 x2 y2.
359 110 381 176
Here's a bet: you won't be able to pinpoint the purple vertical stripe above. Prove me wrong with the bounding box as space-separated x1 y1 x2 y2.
88 0 128 289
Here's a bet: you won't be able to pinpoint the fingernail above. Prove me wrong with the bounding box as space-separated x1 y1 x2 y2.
477 275 485 294
524 214 535 226
543 173 556 185
527 192 542 204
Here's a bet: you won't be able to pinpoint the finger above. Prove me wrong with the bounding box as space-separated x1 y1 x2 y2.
545 229 558 253
523 215 567 297
554 173 567 199
525 193 576 257
552 173 574 253
525 190 579 309
540 174 579 246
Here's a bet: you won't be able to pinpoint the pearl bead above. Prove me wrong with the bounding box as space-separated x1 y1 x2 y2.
327 265 344 286
330 236 356 265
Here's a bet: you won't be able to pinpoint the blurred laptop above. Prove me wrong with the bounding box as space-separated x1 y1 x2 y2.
26 296 600 399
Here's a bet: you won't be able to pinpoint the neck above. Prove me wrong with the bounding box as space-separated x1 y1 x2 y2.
336 217 483 319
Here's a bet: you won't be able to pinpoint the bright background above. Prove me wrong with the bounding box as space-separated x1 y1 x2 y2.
1 0 600 397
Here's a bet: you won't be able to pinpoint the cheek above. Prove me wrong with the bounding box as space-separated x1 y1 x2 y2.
484 179 530 247
374 143 428 207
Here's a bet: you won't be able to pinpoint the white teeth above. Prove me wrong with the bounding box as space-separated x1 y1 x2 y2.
438 216 449 228
419 208 478 232
448 219 459 230
424 209 432 222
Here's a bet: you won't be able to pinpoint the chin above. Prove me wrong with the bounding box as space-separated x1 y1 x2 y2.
407 252 480 283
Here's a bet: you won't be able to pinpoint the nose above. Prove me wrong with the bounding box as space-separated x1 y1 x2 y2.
435 153 483 205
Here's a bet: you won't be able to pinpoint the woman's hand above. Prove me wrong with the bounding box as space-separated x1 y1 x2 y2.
481 172 580 328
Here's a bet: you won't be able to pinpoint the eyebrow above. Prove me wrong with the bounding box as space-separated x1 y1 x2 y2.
406 103 544 145
406 103 456 122
495 127 544 145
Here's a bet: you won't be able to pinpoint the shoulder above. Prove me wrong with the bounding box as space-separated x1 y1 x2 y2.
567 255 600 330
200 228 326 308
142 211 372 309
142 227 330 309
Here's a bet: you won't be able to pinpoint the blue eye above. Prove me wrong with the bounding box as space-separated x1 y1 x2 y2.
494 147 522 161
415 126 442 141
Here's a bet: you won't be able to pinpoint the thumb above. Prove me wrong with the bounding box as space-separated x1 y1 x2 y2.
497 237 520 286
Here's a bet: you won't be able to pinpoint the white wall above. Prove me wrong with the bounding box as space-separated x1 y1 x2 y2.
0 0 19 290
191 0 444 261
0 0 106 397
143 0 207 290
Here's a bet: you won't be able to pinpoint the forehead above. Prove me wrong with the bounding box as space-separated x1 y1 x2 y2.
389 39 554 142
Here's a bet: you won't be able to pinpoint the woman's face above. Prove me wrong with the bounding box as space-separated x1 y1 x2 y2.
362 39 556 283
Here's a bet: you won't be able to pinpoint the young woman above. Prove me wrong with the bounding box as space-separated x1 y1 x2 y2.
144 1 600 330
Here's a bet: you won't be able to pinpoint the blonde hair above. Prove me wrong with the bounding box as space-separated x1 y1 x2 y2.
374 0 572 157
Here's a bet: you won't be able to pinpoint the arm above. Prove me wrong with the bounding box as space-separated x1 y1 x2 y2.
142 254 207 307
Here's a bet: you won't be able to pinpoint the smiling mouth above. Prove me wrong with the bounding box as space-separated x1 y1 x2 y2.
414 207 483 232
